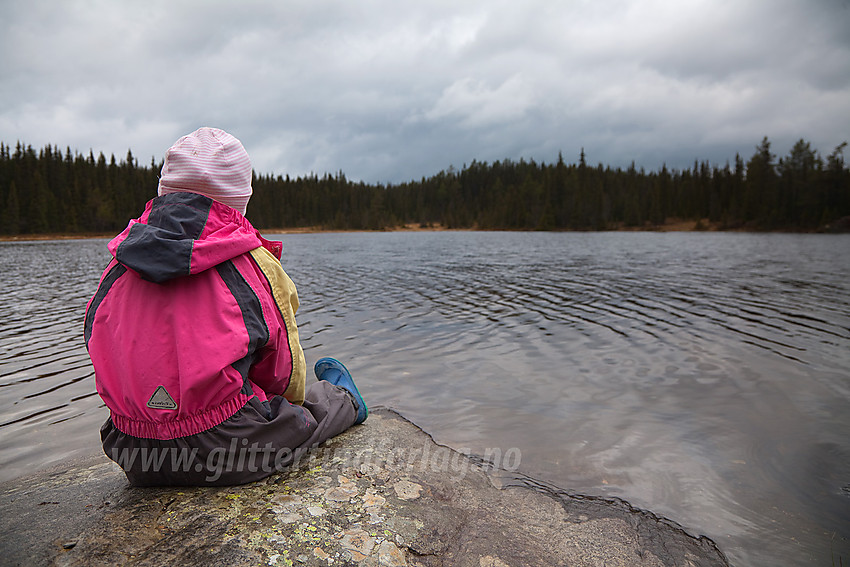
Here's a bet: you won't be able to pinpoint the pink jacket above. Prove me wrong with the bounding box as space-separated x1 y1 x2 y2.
84 192 306 440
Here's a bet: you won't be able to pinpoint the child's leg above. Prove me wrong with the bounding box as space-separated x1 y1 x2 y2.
101 381 358 486
281 379 360 451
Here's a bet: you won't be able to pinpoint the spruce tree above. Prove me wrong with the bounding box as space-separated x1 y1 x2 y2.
1 180 20 234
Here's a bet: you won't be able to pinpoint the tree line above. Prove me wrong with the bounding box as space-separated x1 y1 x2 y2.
1 137 848 236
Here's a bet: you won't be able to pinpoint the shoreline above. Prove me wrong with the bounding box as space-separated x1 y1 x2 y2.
2 217 847 242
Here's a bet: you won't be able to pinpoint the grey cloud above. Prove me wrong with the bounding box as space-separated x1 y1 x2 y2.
1 0 848 184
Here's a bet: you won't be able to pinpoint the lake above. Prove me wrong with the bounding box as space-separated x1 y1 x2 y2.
0 231 848 566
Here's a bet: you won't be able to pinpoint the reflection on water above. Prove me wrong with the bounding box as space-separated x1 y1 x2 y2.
1 232 848 566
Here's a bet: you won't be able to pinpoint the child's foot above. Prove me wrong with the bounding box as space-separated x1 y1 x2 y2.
314 357 368 425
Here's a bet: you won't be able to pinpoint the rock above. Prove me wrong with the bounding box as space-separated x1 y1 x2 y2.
338 527 375 560
392 479 422 500
323 481 358 502
0 409 729 567
362 488 386 508
376 539 407 566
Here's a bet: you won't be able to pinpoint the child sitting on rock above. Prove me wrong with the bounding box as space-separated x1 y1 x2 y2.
84 127 367 486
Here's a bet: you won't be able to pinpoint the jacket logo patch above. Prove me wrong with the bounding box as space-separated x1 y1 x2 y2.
147 385 178 410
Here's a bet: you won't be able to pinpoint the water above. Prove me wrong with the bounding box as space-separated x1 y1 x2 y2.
0 232 848 566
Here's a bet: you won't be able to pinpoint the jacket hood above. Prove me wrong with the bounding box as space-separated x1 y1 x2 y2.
108 192 282 283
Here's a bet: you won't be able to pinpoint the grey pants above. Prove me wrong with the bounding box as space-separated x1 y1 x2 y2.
101 380 358 486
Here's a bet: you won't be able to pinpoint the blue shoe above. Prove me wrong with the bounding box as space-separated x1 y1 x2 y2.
315 357 368 425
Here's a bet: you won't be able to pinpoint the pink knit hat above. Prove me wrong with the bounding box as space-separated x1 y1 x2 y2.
157 127 253 215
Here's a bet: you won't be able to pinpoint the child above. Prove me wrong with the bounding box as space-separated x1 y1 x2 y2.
84 127 366 486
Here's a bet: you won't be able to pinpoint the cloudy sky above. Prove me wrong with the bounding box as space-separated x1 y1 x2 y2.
2 0 849 183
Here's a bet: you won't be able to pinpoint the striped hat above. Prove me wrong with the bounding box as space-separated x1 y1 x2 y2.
157 127 253 215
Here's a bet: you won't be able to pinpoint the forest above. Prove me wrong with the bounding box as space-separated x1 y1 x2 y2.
0 137 848 236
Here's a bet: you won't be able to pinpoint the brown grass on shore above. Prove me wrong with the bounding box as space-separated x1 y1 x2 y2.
0 232 116 242
266 219 725 234
612 218 722 232
0 218 772 242
262 222 461 234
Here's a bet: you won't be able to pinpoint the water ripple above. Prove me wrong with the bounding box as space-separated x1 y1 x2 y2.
0 239 110 481
1 233 849 567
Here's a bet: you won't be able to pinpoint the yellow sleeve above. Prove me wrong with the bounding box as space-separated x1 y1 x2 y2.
249 246 306 405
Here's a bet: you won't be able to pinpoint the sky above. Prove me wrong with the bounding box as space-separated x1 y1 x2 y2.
2 0 849 184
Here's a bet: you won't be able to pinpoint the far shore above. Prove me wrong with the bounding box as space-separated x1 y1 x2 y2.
2 217 846 243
